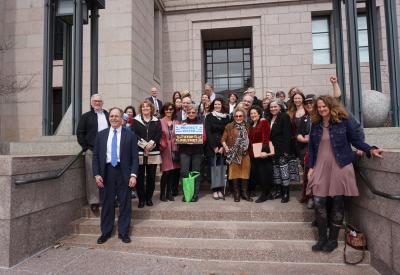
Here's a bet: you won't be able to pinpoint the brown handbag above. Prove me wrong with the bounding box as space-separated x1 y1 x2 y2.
343 222 367 265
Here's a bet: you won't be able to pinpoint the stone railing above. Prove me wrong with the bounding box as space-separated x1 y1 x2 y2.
348 150 400 275
0 154 85 267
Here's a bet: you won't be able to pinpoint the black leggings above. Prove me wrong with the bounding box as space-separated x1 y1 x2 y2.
314 195 345 228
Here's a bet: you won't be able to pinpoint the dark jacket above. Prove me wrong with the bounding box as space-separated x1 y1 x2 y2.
204 113 230 157
294 113 311 156
179 117 205 155
146 97 163 111
269 112 291 156
131 115 162 153
92 127 139 184
77 109 109 150
308 118 372 168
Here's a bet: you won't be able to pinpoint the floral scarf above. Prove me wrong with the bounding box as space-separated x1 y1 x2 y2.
226 122 249 165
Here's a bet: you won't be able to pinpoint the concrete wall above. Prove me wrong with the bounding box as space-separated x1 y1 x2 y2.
0 154 85 267
349 150 400 275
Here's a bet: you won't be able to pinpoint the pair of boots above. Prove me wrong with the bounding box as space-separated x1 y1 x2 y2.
160 175 174 202
312 222 340 252
271 185 290 203
312 196 343 252
232 180 253 202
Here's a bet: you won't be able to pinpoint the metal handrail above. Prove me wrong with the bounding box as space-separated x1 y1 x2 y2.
14 149 85 186
355 166 400 200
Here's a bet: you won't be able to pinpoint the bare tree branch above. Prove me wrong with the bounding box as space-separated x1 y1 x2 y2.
0 40 14 51
0 73 34 96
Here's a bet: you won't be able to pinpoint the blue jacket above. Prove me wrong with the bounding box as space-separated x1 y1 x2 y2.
308 118 371 168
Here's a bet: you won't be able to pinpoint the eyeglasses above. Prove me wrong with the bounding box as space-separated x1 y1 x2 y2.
92 100 102 103
187 112 196 114
235 115 244 118
305 101 313 105
166 108 174 111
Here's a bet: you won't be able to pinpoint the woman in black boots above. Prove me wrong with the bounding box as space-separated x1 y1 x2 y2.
268 100 292 203
221 107 252 202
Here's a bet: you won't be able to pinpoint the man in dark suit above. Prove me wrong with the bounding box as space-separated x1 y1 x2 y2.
92 107 139 244
77 94 110 212
147 87 163 117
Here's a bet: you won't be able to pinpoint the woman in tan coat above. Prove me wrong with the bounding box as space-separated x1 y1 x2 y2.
221 107 252 202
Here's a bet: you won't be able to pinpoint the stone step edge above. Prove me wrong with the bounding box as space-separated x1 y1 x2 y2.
67 234 347 244
73 217 312 225
61 235 370 264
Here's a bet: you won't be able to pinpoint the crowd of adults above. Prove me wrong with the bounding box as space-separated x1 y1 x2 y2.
77 77 382 251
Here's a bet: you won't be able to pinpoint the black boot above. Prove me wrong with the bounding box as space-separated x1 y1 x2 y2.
166 176 174 201
159 174 167 202
241 180 253 202
312 196 328 252
281 186 290 203
255 181 272 203
323 196 344 252
271 184 282 199
323 224 340 252
232 180 240 202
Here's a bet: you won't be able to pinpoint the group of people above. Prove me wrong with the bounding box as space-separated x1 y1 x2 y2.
77 78 382 252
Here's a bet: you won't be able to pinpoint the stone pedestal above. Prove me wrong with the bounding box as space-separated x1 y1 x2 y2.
0 154 85 267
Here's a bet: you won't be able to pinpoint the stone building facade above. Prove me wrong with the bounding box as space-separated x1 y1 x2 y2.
0 0 399 141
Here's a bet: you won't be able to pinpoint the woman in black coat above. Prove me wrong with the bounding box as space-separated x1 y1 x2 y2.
204 98 230 199
132 100 162 208
268 100 292 203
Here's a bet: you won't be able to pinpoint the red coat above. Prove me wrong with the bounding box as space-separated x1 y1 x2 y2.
248 119 271 158
159 118 180 172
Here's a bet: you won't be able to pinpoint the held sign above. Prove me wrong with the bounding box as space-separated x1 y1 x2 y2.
175 124 203 144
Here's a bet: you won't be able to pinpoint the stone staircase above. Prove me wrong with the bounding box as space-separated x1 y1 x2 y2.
61 191 379 274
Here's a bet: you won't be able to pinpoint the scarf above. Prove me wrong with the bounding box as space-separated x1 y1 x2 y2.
226 122 249 165
211 111 228 120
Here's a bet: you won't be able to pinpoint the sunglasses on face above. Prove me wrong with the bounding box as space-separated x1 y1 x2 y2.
187 112 196 114
165 108 174 111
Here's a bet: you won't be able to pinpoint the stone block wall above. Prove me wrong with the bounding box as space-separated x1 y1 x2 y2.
0 154 85 267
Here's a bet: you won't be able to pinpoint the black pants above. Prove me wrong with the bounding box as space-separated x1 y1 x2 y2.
160 168 180 197
250 157 273 195
136 164 157 203
101 164 131 237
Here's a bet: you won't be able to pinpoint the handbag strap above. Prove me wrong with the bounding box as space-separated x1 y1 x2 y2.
343 225 366 265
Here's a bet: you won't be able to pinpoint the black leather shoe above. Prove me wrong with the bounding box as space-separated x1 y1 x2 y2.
138 201 145 208
255 195 268 203
160 195 167 202
146 200 153 206
118 234 131 243
97 234 110 244
312 239 327 252
90 203 99 213
191 196 198 202
167 194 175 201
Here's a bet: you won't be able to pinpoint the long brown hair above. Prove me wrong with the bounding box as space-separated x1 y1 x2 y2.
311 95 348 124
287 91 305 119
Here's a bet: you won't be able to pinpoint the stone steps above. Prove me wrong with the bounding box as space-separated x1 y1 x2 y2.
61 234 369 265
72 218 323 240
62 191 378 273
82 192 314 222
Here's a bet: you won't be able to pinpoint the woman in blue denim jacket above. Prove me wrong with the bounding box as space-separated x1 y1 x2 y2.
307 96 382 253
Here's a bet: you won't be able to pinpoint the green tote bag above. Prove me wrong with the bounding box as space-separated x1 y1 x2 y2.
182 171 200 202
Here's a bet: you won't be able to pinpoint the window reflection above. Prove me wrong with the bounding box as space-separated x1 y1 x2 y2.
204 39 252 96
